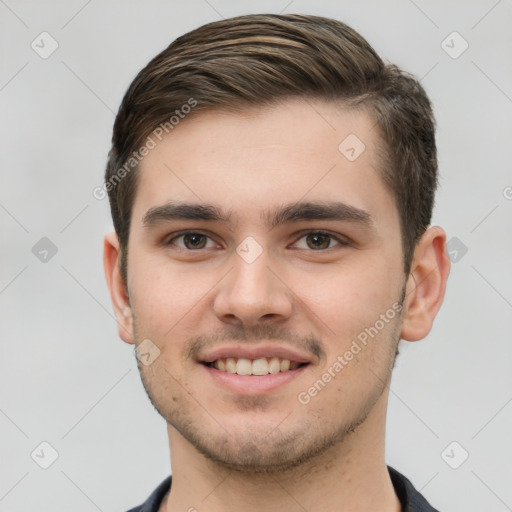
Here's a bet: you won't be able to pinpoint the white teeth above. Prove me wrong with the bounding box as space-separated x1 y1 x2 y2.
236 358 252 375
211 357 303 375
268 357 281 374
252 358 269 375
225 358 236 373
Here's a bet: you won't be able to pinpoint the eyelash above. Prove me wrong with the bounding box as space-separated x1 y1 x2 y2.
164 230 349 252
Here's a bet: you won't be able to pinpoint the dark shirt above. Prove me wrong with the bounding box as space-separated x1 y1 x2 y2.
125 465 440 512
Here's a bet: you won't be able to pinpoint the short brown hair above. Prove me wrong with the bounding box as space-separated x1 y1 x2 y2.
105 13 437 282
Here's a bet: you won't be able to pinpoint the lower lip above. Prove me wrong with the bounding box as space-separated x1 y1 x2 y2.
201 364 309 395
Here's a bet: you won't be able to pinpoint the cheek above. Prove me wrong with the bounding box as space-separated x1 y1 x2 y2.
128 251 212 334
293 257 400 336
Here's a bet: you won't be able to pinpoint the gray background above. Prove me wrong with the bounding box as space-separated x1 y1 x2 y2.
1 0 511 510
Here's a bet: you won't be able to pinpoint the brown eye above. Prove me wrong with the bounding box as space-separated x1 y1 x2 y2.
292 231 347 251
167 232 216 250
305 232 331 250
182 233 207 249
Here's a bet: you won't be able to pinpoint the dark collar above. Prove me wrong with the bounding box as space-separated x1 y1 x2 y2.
388 466 440 512
127 465 440 512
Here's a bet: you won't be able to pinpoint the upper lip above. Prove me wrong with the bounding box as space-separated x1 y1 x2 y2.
198 344 313 364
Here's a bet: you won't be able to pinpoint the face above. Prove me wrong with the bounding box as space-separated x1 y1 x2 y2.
120 98 408 472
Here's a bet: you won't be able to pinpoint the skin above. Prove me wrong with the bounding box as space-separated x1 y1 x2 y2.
104 98 450 512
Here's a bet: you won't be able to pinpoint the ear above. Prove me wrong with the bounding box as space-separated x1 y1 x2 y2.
103 232 135 344
400 226 451 341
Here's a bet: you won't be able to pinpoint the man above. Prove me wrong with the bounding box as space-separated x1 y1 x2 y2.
103 13 450 512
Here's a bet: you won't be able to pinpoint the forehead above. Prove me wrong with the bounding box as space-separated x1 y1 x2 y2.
132 98 396 229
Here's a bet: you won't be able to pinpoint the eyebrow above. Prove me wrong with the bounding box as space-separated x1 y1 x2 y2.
142 200 374 231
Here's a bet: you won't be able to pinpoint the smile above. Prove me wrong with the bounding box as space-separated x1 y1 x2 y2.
205 357 308 376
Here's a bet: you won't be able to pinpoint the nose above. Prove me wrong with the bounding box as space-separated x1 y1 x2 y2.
212 246 293 329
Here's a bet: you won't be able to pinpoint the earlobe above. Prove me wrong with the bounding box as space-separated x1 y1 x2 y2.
400 226 451 342
103 232 135 344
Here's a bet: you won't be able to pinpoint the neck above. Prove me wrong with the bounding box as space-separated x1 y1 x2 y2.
163 392 400 512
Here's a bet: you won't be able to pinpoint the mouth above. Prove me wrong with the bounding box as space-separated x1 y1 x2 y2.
203 357 310 376
197 344 314 394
